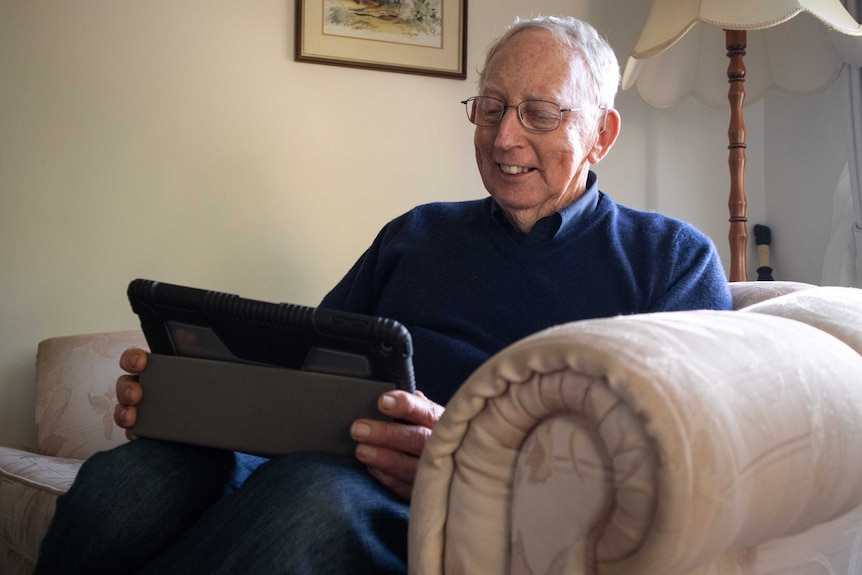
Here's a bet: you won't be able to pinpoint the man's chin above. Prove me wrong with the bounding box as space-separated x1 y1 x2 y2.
488 188 540 212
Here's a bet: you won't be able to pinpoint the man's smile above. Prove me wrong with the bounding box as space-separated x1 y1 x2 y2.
498 163 535 174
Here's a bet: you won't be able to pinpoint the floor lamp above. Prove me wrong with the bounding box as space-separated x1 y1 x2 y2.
622 0 862 281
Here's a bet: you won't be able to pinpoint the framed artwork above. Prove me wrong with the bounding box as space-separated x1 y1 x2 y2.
295 0 468 79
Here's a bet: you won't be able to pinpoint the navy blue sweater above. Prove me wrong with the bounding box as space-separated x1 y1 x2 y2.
321 174 732 404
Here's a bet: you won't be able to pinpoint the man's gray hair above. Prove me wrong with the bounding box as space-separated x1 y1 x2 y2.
478 16 620 111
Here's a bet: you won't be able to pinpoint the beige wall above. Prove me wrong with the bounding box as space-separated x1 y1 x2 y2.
0 0 848 449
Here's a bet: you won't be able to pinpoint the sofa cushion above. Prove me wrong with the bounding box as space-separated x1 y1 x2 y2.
35 330 147 460
0 447 82 573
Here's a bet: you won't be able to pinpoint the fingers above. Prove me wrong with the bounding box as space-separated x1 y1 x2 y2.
366 467 414 500
351 390 442 457
116 347 147 408
356 441 419 481
114 376 141 428
351 416 432 458
378 390 445 428
114 347 147 430
354 438 421 500
114 403 137 430
349 390 445 499
119 347 148 374
115 374 143 407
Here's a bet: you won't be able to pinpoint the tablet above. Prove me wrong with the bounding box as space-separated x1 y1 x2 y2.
126 278 416 456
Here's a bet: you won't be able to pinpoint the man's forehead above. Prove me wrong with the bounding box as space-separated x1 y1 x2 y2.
487 30 584 74
482 34 587 100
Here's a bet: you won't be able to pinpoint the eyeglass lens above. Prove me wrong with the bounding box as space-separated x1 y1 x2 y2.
464 97 562 131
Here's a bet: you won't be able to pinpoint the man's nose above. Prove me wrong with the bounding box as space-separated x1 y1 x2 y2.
495 106 526 145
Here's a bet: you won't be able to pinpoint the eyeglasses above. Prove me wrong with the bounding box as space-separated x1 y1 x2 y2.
461 96 603 132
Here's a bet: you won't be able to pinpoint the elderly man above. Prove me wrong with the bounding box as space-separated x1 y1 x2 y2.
35 15 730 575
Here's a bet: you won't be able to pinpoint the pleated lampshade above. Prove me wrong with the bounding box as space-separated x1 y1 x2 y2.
622 0 862 109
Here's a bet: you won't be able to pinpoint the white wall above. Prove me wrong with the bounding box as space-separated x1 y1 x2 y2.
764 74 851 283
1 0 843 450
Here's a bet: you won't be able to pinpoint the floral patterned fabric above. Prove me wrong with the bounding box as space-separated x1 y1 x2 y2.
0 330 146 575
35 330 147 460
410 285 862 575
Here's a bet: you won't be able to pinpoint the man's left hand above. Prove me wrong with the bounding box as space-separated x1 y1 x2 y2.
350 390 444 500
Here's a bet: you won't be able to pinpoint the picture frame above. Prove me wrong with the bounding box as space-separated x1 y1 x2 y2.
295 0 468 80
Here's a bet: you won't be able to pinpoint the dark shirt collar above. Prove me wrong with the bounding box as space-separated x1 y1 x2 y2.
491 171 600 245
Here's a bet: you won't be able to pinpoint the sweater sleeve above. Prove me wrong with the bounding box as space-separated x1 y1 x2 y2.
319 216 407 314
319 238 382 314
648 224 733 312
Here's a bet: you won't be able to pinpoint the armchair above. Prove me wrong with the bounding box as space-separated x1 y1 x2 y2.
3 282 861 575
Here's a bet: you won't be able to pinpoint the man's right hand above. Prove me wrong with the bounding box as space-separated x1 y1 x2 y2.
114 347 148 430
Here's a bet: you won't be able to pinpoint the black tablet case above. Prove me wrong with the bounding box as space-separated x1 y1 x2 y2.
127 279 415 457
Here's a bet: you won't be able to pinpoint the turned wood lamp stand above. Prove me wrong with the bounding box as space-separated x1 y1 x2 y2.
726 29 748 282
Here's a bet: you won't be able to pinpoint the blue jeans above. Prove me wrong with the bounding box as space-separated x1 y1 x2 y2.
34 439 408 574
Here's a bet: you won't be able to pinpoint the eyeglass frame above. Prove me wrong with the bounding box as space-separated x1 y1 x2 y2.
461 95 606 132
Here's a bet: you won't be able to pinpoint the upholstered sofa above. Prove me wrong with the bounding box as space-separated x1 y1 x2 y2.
1 282 861 575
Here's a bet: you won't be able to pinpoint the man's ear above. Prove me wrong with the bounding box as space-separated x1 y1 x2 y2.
587 108 621 164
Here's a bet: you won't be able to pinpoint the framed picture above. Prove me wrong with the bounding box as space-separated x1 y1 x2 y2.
295 0 467 80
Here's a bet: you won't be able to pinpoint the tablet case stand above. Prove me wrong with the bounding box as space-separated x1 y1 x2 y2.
134 354 395 458
127 278 415 458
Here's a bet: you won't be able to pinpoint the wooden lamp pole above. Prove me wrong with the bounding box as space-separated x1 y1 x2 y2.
726 29 748 282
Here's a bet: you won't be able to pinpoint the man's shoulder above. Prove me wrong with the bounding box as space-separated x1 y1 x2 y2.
601 195 709 243
392 198 490 229
405 198 490 216
372 198 491 248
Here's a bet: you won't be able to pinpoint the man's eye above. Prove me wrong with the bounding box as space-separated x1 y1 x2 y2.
526 107 555 121
526 112 552 124
522 104 559 127
480 104 503 116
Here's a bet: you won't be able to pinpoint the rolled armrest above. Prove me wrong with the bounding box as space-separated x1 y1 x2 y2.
35 330 147 459
409 310 862 575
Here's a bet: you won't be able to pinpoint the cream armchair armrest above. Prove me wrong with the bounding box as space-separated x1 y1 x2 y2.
409 310 862 575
